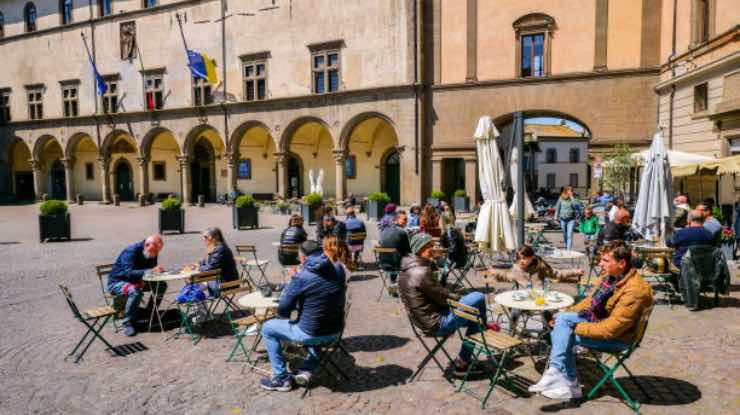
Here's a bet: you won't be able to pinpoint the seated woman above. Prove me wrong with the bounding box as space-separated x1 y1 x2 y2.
198 227 239 297
279 215 308 266
491 245 584 334
420 204 441 237
408 204 422 228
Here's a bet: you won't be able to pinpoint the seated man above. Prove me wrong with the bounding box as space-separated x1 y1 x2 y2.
344 207 366 263
260 241 346 392
379 210 411 294
107 234 166 337
529 241 653 400
667 210 715 270
399 233 494 376
317 215 347 243
592 208 638 257
697 200 722 240
672 195 691 229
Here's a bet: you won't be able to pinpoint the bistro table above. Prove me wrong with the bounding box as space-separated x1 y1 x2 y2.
143 270 198 333
236 291 281 374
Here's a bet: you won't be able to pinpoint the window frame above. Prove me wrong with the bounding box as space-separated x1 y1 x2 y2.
311 49 341 94
60 0 73 25
237 159 252 180
692 0 715 46
152 161 166 181
513 13 555 78
143 0 157 8
24 2 37 32
142 70 165 111
0 12 4 38
26 85 43 120
545 148 557 164
101 75 119 114
241 54 269 101
546 173 556 189
569 173 579 188
85 162 94 180
192 76 213 107
345 154 356 179
60 81 79 118
569 148 580 163
98 0 111 17
694 82 708 113
0 88 10 123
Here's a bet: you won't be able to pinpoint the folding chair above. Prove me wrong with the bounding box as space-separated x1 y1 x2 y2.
447 299 523 408
581 304 654 414
402 304 455 383
373 246 400 301
346 232 367 269
447 254 477 291
59 285 121 363
276 244 300 284
210 278 252 323
236 244 271 289
94 263 125 333
174 270 221 345
225 308 277 371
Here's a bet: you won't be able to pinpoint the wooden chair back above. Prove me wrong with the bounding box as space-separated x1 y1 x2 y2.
278 244 300 255
235 245 257 255
348 232 366 242
373 247 398 254
59 285 83 320
632 303 654 348
190 269 221 284
218 279 251 297
95 264 115 302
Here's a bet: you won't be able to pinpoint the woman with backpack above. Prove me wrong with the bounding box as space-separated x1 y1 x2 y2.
554 186 581 251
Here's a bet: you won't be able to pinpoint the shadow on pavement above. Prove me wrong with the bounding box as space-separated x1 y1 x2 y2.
342 335 410 353
111 342 149 357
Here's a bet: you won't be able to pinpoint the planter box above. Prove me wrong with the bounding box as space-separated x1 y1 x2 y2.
367 200 387 221
301 203 322 225
159 209 184 234
427 197 441 208
39 212 71 242
233 205 259 230
453 196 470 213
278 205 290 215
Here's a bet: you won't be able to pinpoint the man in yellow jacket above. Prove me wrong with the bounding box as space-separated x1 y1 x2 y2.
529 241 654 400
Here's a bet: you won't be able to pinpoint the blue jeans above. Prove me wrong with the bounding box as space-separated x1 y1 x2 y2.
549 312 629 380
435 291 487 362
261 318 339 379
560 219 576 251
108 281 167 325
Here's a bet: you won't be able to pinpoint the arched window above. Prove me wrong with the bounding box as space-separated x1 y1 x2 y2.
545 149 557 163
513 13 555 78
24 2 37 32
61 0 73 25
0 12 5 38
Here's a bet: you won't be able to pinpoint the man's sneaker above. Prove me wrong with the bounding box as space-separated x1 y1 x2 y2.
244 323 259 336
528 367 563 393
387 283 399 297
541 376 582 400
294 371 313 386
123 323 137 337
451 358 488 378
260 376 293 392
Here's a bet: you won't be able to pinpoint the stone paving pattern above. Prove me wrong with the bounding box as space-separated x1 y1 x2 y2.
0 204 738 415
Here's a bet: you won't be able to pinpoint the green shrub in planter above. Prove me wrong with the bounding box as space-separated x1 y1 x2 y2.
159 197 184 234
301 192 324 224
234 195 259 230
367 191 391 220
427 190 446 207
276 201 290 214
39 200 71 242
453 189 470 212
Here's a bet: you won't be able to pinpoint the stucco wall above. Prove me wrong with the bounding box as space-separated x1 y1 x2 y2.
606 0 643 70
72 137 102 200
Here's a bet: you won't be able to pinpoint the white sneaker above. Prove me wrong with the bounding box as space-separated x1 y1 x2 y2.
528 367 563 393
244 323 259 336
541 377 583 400
294 370 312 386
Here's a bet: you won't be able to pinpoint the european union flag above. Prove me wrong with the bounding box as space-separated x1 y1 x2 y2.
85 50 107 96
187 49 218 85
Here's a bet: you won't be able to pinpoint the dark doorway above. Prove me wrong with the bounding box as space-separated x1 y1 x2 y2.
191 139 215 202
14 171 35 200
442 158 465 199
115 161 134 201
50 159 67 200
383 150 400 204
287 154 302 198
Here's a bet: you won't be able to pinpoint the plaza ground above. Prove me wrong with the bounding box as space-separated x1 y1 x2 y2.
0 203 738 415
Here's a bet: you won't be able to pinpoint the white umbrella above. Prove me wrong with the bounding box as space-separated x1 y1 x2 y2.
633 131 673 238
509 147 536 221
474 116 517 252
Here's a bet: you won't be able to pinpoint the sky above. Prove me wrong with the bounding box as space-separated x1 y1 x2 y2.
525 117 586 134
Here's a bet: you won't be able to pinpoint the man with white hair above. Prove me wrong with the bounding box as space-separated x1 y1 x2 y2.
108 234 166 336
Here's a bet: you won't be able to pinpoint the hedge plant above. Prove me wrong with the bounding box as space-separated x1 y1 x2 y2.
235 194 257 208
453 189 467 198
368 191 391 203
40 200 68 216
304 192 323 205
430 190 446 199
160 197 182 211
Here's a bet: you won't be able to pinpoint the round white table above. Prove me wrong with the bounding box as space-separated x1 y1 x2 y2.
238 291 280 309
143 270 199 333
494 290 574 312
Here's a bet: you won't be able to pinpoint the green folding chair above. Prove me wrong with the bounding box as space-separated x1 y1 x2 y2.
581 303 654 414
94 263 125 332
59 285 121 363
373 246 400 301
225 309 276 370
174 269 221 344
447 299 523 408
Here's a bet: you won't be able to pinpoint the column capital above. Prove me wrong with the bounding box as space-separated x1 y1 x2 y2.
29 160 42 171
332 150 346 163
223 152 235 166
61 158 76 168
177 155 190 165
136 156 149 166
273 152 287 164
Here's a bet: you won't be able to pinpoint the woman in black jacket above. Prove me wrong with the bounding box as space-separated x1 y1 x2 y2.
279 215 308 265
198 227 238 296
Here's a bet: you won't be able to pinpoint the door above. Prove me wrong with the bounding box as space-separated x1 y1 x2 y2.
384 151 400 204
14 171 35 200
115 162 134 201
50 160 67 200
287 155 302 198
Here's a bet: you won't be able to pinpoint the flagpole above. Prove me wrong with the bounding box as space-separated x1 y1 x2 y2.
175 13 190 54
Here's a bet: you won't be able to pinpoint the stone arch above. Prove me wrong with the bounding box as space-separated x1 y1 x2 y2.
338 111 397 153
141 127 182 199
342 113 400 199
278 116 332 152
64 132 100 201
6 137 34 200
280 116 336 197
101 129 139 157
183 124 225 157
140 126 180 158
64 132 97 159
492 110 592 138
230 120 274 154
32 134 61 161
232 120 278 196
183 124 226 202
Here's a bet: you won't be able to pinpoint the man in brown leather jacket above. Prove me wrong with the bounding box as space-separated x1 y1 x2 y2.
398 232 491 375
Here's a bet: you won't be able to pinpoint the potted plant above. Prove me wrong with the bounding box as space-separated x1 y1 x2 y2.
367 191 391 220
453 189 470 212
301 192 324 224
427 190 446 207
39 200 70 242
233 195 259 230
158 197 184 234
276 201 290 215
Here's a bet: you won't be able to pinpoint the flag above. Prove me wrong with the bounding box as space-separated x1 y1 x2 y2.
187 49 218 85
146 91 155 111
85 48 107 96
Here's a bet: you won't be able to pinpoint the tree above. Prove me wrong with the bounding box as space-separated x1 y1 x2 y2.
600 144 635 199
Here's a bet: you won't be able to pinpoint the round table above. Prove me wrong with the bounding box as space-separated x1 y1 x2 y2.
143 270 199 333
494 289 574 312
238 291 281 309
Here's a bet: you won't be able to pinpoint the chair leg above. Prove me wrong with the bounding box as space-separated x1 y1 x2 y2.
69 316 117 363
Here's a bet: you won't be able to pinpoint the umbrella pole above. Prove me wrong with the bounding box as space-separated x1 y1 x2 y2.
514 112 525 247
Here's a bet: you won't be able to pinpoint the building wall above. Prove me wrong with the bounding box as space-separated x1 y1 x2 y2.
535 139 589 194
72 137 101 200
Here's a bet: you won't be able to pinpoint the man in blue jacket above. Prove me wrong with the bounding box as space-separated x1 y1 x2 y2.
108 234 166 336
260 240 347 391
344 207 366 263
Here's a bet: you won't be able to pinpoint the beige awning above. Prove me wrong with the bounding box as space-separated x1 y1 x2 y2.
671 154 740 177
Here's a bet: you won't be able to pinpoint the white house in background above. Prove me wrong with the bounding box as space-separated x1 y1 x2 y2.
525 121 590 196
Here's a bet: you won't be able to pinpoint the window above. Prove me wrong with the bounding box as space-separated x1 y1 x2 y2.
237 159 251 179
0 12 5 38
152 161 166 181
26 87 43 120
102 77 118 113
569 173 579 188
98 0 111 17
242 60 267 101
143 0 157 8
0 89 10 123
61 0 73 25
514 13 554 78
85 162 94 180
521 33 545 78
24 3 37 32
545 149 557 163
312 50 340 94
144 72 164 111
569 148 580 163
546 173 556 189
345 155 356 179
697 0 710 43
694 83 708 113
192 77 213 106
61 82 79 117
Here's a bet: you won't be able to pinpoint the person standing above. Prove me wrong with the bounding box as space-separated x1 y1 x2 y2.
554 186 580 251
578 207 601 244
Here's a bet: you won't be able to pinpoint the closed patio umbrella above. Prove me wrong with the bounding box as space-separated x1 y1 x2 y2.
633 131 673 238
474 116 517 252
509 146 536 221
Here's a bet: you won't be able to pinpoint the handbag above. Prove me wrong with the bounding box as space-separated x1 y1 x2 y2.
176 283 206 303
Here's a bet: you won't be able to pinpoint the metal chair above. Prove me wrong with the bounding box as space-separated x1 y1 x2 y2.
373 246 400 301
94 264 125 332
680 245 722 309
346 232 367 268
59 285 121 363
402 305 455 384
174 270 221 344
276 244 300 284
236 244 271 289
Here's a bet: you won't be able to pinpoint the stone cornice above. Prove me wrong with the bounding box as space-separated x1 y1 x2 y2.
654 51 740 92
659 25 740 73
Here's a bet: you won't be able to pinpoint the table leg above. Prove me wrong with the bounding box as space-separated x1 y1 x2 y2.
147 281 166 334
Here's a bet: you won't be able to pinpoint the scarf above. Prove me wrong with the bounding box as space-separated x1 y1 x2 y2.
579 275 619 322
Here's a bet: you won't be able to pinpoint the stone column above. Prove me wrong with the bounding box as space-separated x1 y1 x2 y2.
97 156 111 204
136 157 149 199
62 158 75 203
333 151 346 202
178 156 191 203
274 152 287 198
30 160 43 201
431 158 443 193
464 157 477 206
224 152 236 194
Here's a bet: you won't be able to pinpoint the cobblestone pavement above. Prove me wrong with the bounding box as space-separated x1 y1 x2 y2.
0 203 738 415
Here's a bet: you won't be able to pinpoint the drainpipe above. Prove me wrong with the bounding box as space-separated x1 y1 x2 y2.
668 0 677 149
413 0 420 176
220 0 232 193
